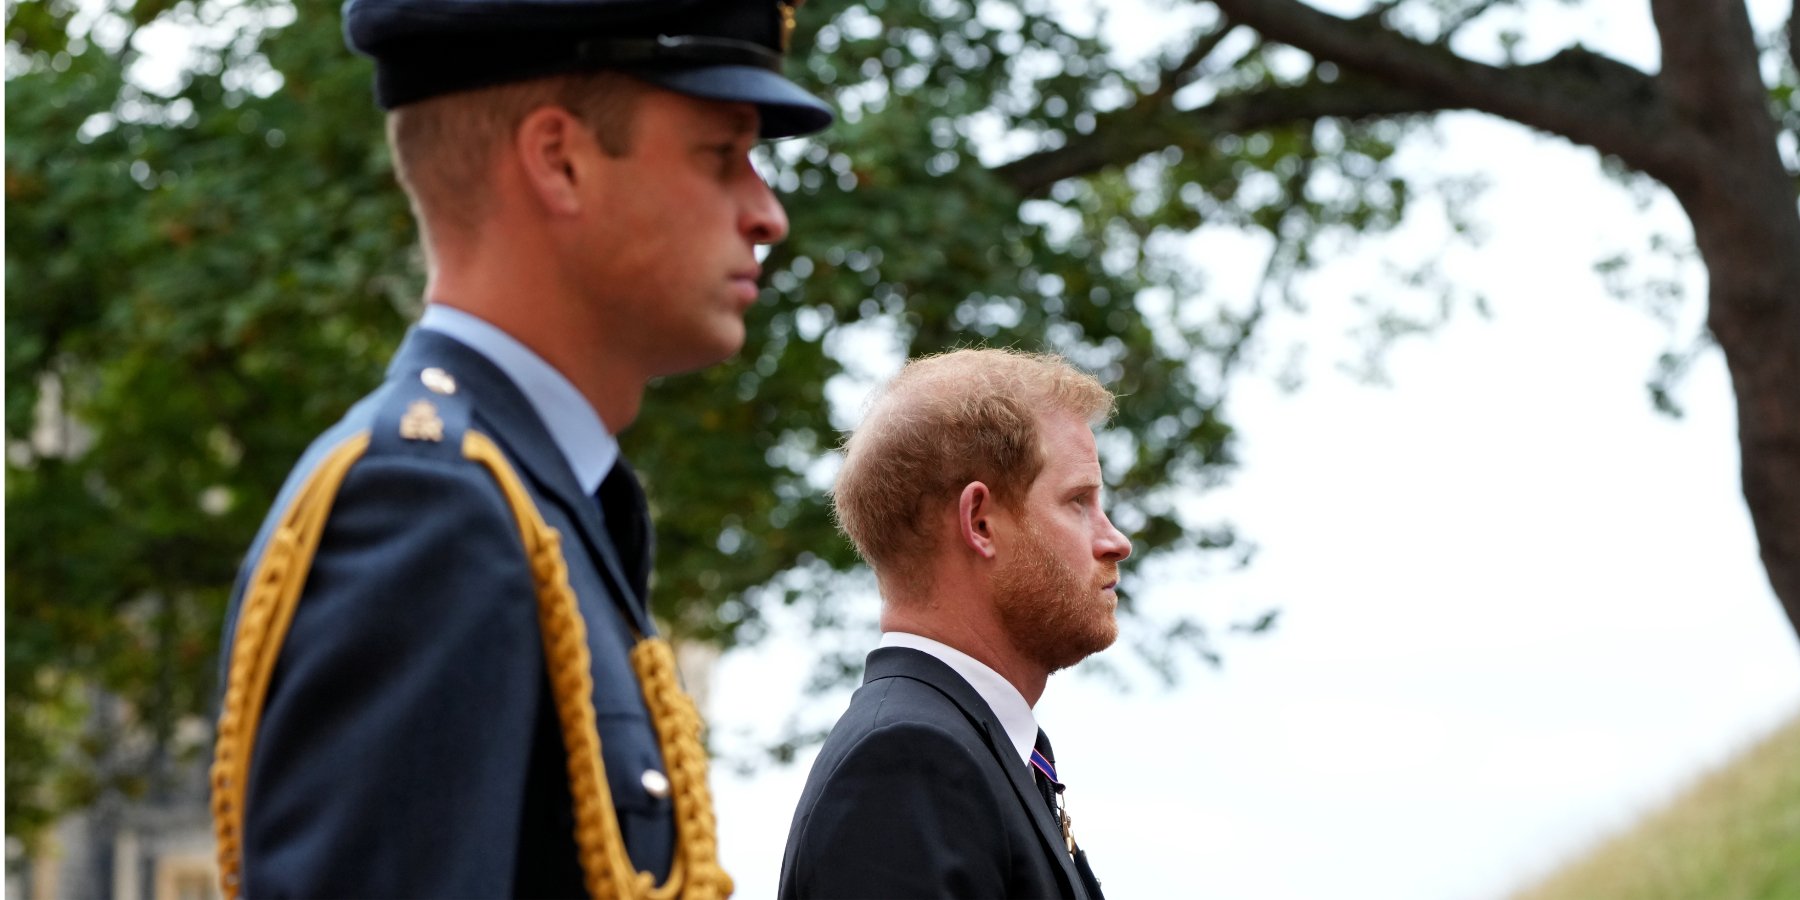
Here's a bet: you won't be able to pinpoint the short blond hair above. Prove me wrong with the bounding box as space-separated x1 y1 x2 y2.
387 71 645 240
832 348 1115 580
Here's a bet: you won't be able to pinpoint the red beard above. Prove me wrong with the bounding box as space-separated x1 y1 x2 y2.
992 520 1120 673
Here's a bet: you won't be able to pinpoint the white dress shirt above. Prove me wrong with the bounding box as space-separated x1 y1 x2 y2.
879 631 1038 767
418 304 617 494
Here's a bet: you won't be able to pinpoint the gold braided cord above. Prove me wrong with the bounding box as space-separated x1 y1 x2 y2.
463 432 733 900
208 427 731 899
634 639 733 899
211 432 372 900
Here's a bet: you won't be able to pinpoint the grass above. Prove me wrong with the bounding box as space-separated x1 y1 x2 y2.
1510 708 1800 900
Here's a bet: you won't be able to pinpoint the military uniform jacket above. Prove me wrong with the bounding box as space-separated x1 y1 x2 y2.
777 647 1096 900
219 328 672 898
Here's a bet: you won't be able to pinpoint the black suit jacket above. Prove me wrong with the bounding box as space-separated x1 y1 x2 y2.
218 328 672 897
778 647 1096 900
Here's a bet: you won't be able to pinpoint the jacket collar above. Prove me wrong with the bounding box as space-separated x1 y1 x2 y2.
386 327 654 636
863 646 1088 899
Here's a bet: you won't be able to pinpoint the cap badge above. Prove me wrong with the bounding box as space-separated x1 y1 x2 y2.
399 399 445 442
779 0 801 53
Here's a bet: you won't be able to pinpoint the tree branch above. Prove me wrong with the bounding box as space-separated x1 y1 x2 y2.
1208 0 1692 182
994 75 1442 197
1154 16 1241 98
1439 0 1510 44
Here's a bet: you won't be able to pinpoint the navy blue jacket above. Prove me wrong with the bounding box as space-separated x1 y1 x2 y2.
778 647 1098 900
220 328 672 898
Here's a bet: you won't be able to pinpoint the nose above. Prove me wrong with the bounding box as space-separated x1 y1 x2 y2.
1096 512 1132 563
741 169 789 246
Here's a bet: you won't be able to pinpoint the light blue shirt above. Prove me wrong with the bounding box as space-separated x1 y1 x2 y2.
879 631 1039 767
418 304 618 495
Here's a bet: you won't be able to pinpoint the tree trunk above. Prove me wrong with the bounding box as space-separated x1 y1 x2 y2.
1649 0 1800 637
992 0 1800 634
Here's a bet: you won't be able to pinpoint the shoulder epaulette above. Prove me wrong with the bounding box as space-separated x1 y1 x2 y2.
366 365 474 460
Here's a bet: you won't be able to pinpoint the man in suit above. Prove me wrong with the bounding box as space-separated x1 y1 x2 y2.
779 348 1132 900
208 1 831 896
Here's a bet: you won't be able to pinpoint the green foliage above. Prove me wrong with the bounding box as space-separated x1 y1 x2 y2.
7 0 416 837
3 0 1528 839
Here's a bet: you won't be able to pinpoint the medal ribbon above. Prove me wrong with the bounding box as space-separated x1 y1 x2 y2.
1029 747 1062 790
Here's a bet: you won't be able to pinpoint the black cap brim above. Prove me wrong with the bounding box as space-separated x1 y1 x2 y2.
632 64 833 139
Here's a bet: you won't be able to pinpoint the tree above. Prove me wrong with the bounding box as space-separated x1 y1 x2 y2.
988 0 1799 636
1193 0 1800 639
6 0 1795 841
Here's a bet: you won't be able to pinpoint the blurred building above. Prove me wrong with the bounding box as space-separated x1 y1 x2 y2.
7 750 217 900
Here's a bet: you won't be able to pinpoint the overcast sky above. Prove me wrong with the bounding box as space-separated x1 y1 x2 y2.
706 3 1800 898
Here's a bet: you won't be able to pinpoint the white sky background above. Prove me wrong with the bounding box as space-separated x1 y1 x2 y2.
709 2 1800 898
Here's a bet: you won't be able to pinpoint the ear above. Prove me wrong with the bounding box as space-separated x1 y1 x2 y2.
957 482 999 560
513 106 592 217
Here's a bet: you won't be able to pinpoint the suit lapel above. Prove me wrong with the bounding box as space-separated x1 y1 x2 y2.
863 648 1088 900
386 328 655 636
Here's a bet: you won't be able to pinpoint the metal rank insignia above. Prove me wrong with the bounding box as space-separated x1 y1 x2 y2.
420 367 457 395
399 399 445 442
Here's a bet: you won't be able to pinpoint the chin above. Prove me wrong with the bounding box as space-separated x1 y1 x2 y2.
1041 617 1119 674
655 326 746 377
706 317 749 361
1087 617 1120 654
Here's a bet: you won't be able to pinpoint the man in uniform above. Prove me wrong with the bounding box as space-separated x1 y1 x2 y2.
208 1 831 896
779 348 1128 900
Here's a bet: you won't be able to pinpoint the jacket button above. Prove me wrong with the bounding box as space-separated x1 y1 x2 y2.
641 769 671 799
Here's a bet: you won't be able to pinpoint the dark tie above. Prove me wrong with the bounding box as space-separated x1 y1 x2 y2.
1031 729 1062 820
1032 728 1106 900
595 457 651 603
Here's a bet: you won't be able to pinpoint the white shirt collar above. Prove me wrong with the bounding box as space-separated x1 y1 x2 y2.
418 304 618 494
879 631 1038 767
